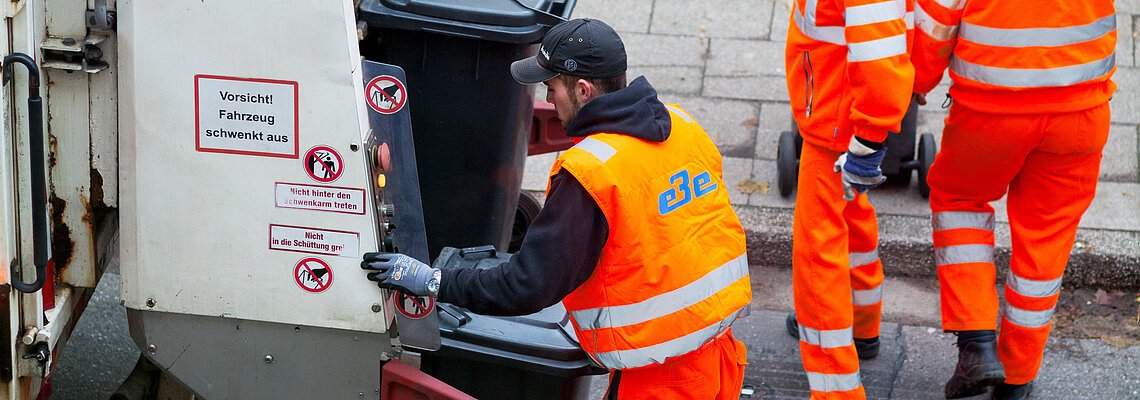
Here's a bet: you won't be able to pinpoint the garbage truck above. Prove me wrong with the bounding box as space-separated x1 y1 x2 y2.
0 0 598 398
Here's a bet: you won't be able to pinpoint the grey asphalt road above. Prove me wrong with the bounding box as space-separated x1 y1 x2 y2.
51 266 1140 399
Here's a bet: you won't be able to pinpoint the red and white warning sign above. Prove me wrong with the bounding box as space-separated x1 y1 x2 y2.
275 182 366 215
270 224 360 257
195 75 298 158
294 257 333 293
365 75 407 115
395 292 434 319
304 145 343 183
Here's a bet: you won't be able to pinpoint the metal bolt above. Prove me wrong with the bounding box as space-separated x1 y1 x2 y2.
146 298 156 308
62 37 76 46
265 355 274 364
379 352 391 361
371 303 382 313
358 393 364 398
350 143 360 152
147 344 156 353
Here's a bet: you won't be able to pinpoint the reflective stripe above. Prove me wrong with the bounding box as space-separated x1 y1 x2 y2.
905 11 914 30
590 304 746 369
932 211 994 232
798 325 853 349
853 286 883 306
950 53 1116 88
806 371 863 393
915 2 959 41
571 254 748 331
1004 303 1054 328
575 138 617 163
960 14 1116 48
935 244 993 266
848 33 907 62
849 249 879 269
664 104 694 122
795 0 846 45
846 1 903 27
1006 271 1062 298
934 0 966 10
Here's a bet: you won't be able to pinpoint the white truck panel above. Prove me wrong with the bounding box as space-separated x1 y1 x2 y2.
119 0 387 333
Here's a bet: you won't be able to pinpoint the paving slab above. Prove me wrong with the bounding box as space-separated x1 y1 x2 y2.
624 33 709 68
661 95 761 157
569 0 653 33
1120 13 1136 68
704 75 790 101
630 66 705 96
651 0 774 39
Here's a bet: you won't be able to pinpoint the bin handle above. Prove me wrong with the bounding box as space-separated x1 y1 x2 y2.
3 53 50 294
511 0 576 27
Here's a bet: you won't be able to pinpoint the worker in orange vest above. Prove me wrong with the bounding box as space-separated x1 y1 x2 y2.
783 0 915 398
362 19 753 400
911 1 1117 399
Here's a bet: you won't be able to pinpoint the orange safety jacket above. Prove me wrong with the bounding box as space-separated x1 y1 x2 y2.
786 0 916 150
547 105 752 371
912 0 1117 113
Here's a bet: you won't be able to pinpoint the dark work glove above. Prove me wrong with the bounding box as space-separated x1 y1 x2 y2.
833 137 887 201
361 252 441 297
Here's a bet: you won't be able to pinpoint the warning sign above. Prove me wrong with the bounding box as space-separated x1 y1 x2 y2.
275 182 366 215
365 75 407 115
294 257 333 293
195 75 298 158
270 224 359 257
304 145 343 183
395 292 434 319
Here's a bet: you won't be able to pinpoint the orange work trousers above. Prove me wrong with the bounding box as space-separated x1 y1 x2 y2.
792 141 885 399
604 329 748 400
929 103 1109 384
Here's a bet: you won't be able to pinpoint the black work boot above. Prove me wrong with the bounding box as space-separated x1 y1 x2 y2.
785 312 880 359
991 381 1033 400
944 330 1006 399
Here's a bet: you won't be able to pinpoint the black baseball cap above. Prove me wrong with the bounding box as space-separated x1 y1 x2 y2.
511 18 627 84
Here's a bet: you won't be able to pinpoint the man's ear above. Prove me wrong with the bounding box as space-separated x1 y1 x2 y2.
575 78 594 103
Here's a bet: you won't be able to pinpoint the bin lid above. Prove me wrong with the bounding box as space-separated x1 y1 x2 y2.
360 0 574 43
436 302 586 363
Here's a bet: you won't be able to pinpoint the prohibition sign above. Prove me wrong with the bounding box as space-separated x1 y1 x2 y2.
365 75 407 115
294 257 333 293
304 145 343 183
395 292 434 319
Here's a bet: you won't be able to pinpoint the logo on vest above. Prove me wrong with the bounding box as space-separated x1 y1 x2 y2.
658 169 718 215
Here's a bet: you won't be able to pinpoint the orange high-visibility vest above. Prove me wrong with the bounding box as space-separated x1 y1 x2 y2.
547 105 752 370
913 0 1116 113
786 0 916 151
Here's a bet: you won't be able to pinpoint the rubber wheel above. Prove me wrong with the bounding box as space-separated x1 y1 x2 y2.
777 130 798 197
917 133 937 198
509 191 543 253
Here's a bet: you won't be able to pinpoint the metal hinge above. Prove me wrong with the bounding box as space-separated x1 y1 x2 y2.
41 0 114 73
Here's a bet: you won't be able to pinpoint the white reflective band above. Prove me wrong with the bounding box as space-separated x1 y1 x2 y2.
806 371 863 393
571 254 748 331
905 11 914 29
1006 271 1063 298
590 304 747 369
934 0 966 10
853 286 883 306
849 249 880 269
950 53 1115 88
795 0 847 45
798 325 853 349
664 104 694 122
960 14 1116 48
845 1 903 27
575 137 617 163
915 2 959 41
1004 303 1054 328
935 244 993 266
932 211 994 232
848 33 907 62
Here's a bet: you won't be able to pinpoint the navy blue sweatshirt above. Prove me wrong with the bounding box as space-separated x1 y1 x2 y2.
438 77 672 315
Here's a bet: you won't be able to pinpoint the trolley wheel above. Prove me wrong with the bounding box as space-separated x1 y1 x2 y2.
917 133 937 198
509 191 543 253
777 130 799 197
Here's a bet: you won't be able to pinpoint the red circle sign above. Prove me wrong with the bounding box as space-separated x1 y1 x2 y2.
294 257 333 293
365 75 407 115
395 292 434 319
303 145 343 183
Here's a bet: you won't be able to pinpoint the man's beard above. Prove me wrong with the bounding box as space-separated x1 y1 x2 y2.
561 95 584 130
